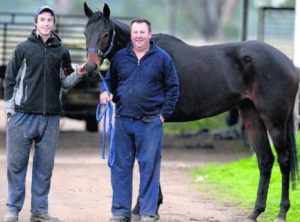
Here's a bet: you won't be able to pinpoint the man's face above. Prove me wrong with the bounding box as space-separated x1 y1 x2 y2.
130 22 152 51
35 11 54 38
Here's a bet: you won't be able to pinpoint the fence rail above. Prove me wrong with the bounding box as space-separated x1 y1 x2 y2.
0 12 132 67
257 7 295 59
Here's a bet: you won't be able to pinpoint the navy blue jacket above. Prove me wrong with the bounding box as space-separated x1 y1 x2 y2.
102 41 179 119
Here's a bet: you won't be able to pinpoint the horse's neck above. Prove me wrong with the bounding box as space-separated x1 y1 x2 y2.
113 20 131 55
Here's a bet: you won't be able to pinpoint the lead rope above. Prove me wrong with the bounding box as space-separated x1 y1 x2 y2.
96 78 115 167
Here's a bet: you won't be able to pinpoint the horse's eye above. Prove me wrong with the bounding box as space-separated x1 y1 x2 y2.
104 32 109 38
244 56 252 63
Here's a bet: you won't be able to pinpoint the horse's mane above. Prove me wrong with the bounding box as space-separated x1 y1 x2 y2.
109 16 186 46
111 17 130 33
152 33 190 48
153 33 185 44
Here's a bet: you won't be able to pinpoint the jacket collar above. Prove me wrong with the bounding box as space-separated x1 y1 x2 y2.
29 30 61 46
127 40 156 56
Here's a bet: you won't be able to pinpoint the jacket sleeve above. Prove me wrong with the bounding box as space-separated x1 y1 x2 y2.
60 49 82 89
161 55 180 119
62 49 74 75
4 47 23 114
60 69 82 89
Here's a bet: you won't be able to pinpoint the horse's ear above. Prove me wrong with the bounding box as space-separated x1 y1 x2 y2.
84 2 94 17
103 3 111 19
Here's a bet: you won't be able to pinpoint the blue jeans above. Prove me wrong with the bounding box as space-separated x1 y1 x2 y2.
6 112 60 215
111 116 163 217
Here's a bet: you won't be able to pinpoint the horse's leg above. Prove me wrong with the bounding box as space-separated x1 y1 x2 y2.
268 129 290 222
132 184 163 216
156 184 163 214
267 112 297 222
238 101 275 222
131 196 140 216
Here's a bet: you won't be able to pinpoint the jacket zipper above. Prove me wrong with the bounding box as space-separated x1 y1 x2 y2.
43 47 47 114
24 85 28 101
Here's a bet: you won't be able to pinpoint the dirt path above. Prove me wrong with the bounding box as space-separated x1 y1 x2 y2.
0 103 252 221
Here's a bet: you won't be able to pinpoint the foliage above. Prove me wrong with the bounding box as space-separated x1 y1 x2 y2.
190 132 300 222
223 22 240 40
164 112 228 134
2 0 296 43
296 132 300 160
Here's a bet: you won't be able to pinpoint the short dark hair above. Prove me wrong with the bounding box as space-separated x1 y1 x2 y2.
130 17 151 32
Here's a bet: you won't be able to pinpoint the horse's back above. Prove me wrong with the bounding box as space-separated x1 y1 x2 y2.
156 36 299 122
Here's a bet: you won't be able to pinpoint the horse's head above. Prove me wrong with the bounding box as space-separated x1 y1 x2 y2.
84 2 115 76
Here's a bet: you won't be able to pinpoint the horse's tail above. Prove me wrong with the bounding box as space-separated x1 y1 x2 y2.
287 112 299 189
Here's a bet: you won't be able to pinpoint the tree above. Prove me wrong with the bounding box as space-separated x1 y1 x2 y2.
179 0 239 40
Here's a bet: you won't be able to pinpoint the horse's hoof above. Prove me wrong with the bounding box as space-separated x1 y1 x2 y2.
274 218 286 222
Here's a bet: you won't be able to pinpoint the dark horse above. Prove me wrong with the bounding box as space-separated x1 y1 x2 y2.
83 2 299 222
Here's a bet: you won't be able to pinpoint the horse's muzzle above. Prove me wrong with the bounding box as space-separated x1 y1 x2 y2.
86 63 99 77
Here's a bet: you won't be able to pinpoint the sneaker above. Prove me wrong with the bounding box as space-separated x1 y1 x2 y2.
140 215 159 222
3 211 18 222
30 214 59 222
109 216 131 222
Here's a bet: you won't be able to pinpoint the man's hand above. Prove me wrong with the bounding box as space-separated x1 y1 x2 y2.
160 114 165 123
100 91 113 105
76 62 87 76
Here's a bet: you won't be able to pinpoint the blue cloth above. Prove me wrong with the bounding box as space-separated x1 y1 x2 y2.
101 41 179 120
103 41 179 218
111 116 162 217
6 112 59 215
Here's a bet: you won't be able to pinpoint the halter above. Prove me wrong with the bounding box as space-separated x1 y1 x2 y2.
86 22 116 59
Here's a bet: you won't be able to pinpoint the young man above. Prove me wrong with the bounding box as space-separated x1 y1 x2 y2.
100 18 179 222
3 5 86 222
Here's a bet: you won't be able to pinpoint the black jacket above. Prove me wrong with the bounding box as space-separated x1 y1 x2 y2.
4 30 80 115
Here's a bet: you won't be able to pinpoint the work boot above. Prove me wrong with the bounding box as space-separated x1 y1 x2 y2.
3 211 18 222
109 216 131 222
30 214 59 222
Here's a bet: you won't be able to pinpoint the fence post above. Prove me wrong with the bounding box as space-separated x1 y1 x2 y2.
2 24 7 66
294 0 300 131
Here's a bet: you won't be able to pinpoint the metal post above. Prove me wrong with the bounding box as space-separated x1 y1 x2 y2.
257 7 265 41
2 24 7 66
294 0 300 131
241 0 248 41
169 0 177 35
294 0 300 68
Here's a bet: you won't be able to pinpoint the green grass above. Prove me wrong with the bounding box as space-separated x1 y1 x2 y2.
190 134 300 222
164 112 228 134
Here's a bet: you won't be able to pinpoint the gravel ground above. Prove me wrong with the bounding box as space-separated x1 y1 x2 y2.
0 101 252 222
